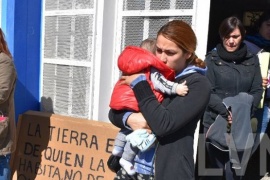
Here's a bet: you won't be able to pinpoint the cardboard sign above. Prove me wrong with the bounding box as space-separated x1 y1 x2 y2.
11 111 120 180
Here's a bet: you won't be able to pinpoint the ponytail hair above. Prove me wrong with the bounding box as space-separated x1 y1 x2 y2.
187 53 206 68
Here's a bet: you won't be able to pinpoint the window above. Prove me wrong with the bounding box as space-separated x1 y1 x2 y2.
41 0 95 118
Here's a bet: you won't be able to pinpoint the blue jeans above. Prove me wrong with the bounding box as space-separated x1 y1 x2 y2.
261 105 270 134
0 155 11 180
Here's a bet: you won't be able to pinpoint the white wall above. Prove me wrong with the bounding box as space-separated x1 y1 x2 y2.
95 0 118 121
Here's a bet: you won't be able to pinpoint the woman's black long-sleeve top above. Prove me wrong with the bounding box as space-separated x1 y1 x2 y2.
202 45 263 128
109 72 211 179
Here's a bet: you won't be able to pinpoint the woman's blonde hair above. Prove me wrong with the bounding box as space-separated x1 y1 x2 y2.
157 20 205 68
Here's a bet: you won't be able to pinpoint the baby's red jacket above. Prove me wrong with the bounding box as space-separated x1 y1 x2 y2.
109 46 175 111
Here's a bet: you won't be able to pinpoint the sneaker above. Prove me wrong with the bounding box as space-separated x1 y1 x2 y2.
107 154 121 173
119 158 136 176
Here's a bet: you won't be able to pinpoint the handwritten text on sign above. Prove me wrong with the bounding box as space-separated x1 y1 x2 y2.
11 111 119 180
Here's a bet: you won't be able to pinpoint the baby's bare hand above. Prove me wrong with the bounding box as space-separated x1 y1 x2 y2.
176 81 189 96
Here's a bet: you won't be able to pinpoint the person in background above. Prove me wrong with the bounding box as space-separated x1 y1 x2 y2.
108 38 189 178
0 28 17 180
109 20 211 180
202 16 263 180
245 11 270 136
244 11 270 54
244 11 270 179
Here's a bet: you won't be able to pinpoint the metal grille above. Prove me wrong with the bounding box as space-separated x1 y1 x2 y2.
123 0 193 10
121 16 192 49
42 64 91 118
121 17 144 48
44 15 93 60
57 16 72 59
44 16 57 58
74 15 93 61
45 0 94 10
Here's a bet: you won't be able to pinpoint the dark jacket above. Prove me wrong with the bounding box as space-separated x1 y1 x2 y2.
109 71 211 180
203 48 263 128
206 92 254 170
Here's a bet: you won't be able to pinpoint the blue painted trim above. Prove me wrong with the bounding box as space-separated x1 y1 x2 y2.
1 0 7 31
1 0 15 55
2 0 42 121
39 1 44 107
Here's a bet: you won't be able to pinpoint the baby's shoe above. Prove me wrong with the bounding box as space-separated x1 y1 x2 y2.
107 154 121 173
119 158 136 176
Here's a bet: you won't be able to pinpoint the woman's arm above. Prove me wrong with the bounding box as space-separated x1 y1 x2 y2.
108 109 128 129
205 57 229 117
123 73 211 137
126 113 151 132
108 109 150 131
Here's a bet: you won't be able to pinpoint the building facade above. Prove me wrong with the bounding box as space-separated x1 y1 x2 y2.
1 0 211 122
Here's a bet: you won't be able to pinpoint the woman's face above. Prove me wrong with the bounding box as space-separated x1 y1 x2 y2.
155 34 191 74
222 27 242 52
259 19 270 40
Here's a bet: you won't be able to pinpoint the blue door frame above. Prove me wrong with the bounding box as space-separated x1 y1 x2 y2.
1 0 42 121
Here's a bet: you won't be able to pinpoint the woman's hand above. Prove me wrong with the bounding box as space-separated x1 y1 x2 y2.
226 109 233 133
127 112 152 133
227 111 232 124
262 77 268 88
120 73 144 85
227 110 232 124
